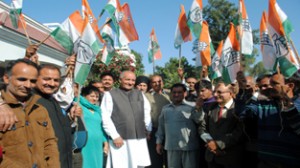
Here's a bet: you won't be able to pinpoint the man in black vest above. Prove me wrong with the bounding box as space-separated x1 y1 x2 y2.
35 63 82 168
101 70 152 168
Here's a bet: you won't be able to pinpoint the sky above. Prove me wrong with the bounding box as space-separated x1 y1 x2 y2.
2 0 300 75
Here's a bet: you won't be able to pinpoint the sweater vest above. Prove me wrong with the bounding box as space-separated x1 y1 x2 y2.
110 88 146 139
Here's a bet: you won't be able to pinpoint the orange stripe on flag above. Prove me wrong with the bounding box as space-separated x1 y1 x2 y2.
69 11 85 35
239 0 248 19
199 21 211 66
228 23 240 51
268 0 285 36
179 5 192 42
216 40 223 59
119 3 139 42
196 0 203 9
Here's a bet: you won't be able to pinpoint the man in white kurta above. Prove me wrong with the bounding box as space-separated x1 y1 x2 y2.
101 71 152 168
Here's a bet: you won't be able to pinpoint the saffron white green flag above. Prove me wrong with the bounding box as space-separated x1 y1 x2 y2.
74 19 101 85
148 28 162 63
101 46 114 65
195 21 214 67
174 5 192 49
101 21 115 50
260 11 277 71
50 11 83 55
211 41 223 80
273 0 293 40
221 23 240 85
118 3 139 46
239 0 253 56
82 0 103 42
9 0 25 29
187 0 203 38
101 21 115 65
268 0 298 77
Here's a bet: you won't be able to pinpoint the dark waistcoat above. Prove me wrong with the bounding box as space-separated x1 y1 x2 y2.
110 88 146 139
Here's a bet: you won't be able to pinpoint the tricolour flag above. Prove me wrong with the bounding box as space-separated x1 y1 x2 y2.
9 0 26 29
148 28 162 63
221 23 240 84
82 0 103 42
260 11 276 71
101 21 115 65
174 5 192 49
273 0 293 40
101 45 115 65
268 0 298 77
74 18 101 85
239 0 253 56
117 3 139 46
50 11 84 55
211 41 223 80
195 21 214 67
102 0 122 38
187 0 203 38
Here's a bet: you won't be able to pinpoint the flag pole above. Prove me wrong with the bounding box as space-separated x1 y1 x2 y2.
179 45 182 68
16 12 31 45
290 38 300 64
37 33 52 47
98 18 112 31
237 0 244 72
153 55 155 74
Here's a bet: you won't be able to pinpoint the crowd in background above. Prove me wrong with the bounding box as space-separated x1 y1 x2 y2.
0 45 299 168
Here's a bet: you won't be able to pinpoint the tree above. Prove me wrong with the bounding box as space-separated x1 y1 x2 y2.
90 49 144 86
154 0 268 86
155 57 199 88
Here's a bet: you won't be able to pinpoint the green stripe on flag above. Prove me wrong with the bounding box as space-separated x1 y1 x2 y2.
75 64 92 85
50 27 74 55
277 57 298 78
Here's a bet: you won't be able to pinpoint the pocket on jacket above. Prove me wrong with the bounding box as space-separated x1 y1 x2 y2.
35 119 49 140
1 121 25 146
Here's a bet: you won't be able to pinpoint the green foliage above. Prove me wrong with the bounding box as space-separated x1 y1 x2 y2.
203 0 237 49
90 49 144 86
155 57 199 88
155 0 267 85
248 61 269 78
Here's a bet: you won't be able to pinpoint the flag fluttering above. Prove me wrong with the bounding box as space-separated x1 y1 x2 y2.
239 0 253 56
50 11 84 55
74 18 102 85
101 45 114 65
118 3 139 46
148 28 162 63
272 0 293 40
268 0 298 77
102 0 138 46
187 0 203 38
82 0 103 42
221 23 240 84
101 21 115 65
174 5 192 49
211 41 223 80
9 0 26 29
260 11 277 71
195 21 214 67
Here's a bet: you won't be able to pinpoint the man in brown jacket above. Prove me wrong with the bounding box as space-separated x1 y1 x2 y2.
0 59 60 167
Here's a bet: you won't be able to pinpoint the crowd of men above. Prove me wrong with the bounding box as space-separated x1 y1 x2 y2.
0 46 300 168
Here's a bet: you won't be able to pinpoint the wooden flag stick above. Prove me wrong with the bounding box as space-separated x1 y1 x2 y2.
98 18 112 31
17 14 31 45
290 38 300 64
178 45 182 68
37 33 52 47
